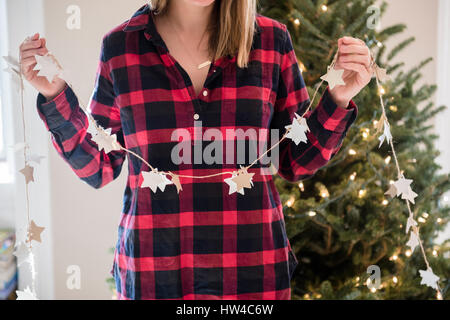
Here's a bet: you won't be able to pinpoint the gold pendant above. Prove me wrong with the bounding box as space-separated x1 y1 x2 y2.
198 60 212 69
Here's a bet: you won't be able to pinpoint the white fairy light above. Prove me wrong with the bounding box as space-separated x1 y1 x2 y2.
348 149 357 155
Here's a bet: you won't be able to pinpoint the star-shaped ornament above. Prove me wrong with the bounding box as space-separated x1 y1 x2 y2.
406 231 420 252
384 184 397 198
33 53 62 83
141 169 173 193
19 164 35 184
285 113 310 145
320 66 345 90
393 176 418 204
419 267 440 290
91 126 122 154
27 220 45 243
224 172 246 195
406 215 418 234
374 64 390 82
29 153 46 164
375 114 387 135
378 120 393 148
13 241 33 266
231 167 255 194
16 286 38 300
169 174 183 194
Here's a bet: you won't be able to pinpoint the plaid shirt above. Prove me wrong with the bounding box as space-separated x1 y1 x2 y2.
36 4 357 300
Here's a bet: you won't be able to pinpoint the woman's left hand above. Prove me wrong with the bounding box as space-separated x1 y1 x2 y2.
329 36 373 108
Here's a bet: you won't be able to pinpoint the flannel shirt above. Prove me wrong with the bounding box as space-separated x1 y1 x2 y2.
36 4 357 300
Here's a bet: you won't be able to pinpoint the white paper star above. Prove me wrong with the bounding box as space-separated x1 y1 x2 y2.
33 53 61 82
16 286 38 300
29 153 46 164
419 267 440 290
9 142 29 152
378 120 393 148
141 169 173 193
13 241 33 266
91 127 122 154
393 176 418 204
320 67 345 90
2 55 20 74
406 231 420 252
406 216 418 234
224 172 246 195
285 113 310 145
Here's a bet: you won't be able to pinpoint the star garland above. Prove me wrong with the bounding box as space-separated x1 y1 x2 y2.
3 38 444 299
2 54 47 300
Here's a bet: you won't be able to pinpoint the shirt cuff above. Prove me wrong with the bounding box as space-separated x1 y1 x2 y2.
36 84 79 131
314 86 358 133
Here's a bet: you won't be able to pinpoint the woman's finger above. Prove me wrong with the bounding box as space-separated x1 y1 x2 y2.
339 54 370 68
20 39 43 52
339 44 369 56
21 56 37 69
21 47 48 59
338 62 370 78
340 36 365 46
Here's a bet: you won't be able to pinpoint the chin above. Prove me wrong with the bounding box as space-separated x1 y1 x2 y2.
183 0 215 7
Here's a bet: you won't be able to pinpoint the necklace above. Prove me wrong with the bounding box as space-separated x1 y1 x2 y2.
165 16 212 70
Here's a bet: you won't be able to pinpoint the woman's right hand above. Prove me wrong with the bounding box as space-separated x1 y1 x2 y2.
19 32 67 101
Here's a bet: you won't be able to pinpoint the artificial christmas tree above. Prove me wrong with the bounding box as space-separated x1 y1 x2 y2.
259 0 450 299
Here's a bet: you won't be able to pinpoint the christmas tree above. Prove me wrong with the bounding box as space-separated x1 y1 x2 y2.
259 0 450 299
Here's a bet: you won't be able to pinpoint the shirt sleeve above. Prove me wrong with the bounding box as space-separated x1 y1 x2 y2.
36 35 127 189
270 24 358 183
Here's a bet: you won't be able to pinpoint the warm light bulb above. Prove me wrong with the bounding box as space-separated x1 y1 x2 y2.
286 198 295 207
298 182 305 191
362 132 369 139
422 212 429 218
437 218 442 223
349 149 356 155
321 5 328 12
377 42 383 48
437 292 443 300
432 250 438 257
358 189 366 198
389 105 398 112
405 250 412 257
384 156 391 164
373 120 378 127
382 199 388 206
418 217 426 223
393 276 398 284
379 86 385 95
390 255 398 261
308 211 317 217
294 18 300 25
349 172 357 181
370 287 377 293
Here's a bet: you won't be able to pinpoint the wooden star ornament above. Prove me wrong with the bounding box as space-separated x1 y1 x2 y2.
406 231 420 252
169 173 183 194
393 176 418 204
320 66 345 90
19 164 35 184
378 120 392 148
230 167 255 194
27 220 45 244
374 64 390 83
91 126 122 154
384 184 397 198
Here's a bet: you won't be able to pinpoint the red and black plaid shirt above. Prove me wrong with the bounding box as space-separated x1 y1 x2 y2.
36 4 357 300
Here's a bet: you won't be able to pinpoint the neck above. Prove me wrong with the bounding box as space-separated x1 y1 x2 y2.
165 1 214 35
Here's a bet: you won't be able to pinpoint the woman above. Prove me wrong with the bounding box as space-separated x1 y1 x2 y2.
19 0 371 299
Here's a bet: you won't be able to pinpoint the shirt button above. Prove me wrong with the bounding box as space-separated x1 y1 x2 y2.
193 113 200 120
202 90 208 97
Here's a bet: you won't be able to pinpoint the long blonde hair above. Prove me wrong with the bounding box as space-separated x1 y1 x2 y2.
149 0 257 68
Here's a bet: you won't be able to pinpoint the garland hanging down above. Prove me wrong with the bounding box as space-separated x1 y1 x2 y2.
2 37 443 299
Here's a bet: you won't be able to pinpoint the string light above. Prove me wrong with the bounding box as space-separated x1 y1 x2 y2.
437 218 442 223
405 249 412 257
294 18 300 25
393 276 398 284
348 149 356 155
349 172 357 181
389 105 398 112
370 287 377 293
362 128 370 139
390 254 398 261
384 156 391 164
437 292 443 300
358 189 366 198
298 182 305 191
378 86 386 95
320 186 329 198
382 199 388 206
432 250 438 257
373 120 378 127
308 211 317 217
286 197 295 207
422 212 429 218
444 196 449 202
321 5 328 12
418 217 426 223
